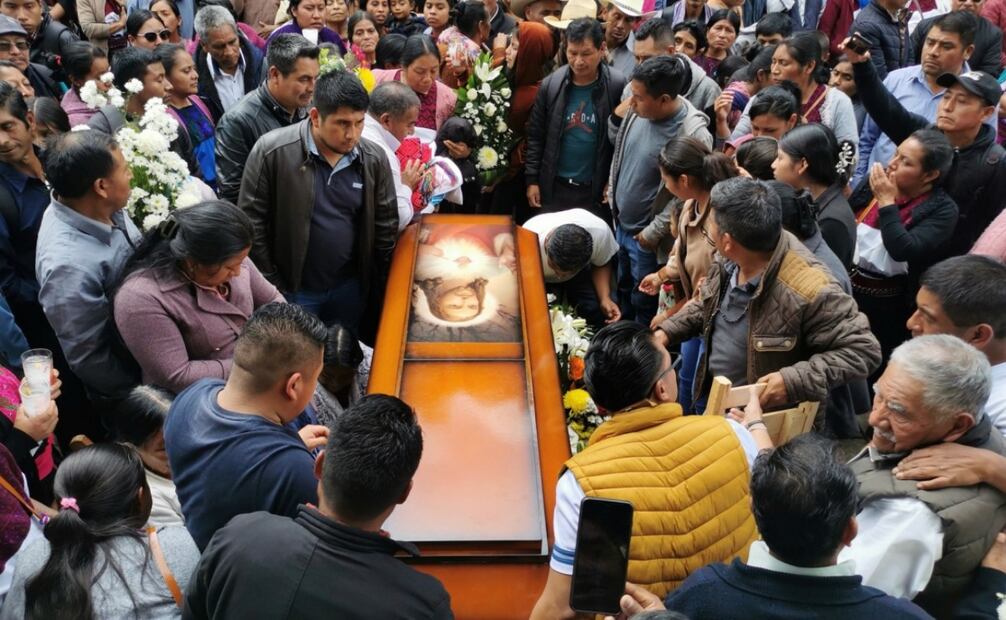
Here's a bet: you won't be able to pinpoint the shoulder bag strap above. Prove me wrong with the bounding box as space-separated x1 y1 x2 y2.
147 526 183 608
0 471 43 521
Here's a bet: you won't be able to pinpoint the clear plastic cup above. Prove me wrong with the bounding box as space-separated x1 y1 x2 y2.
20 349 52 393
302 28 319 44
19 381 49 417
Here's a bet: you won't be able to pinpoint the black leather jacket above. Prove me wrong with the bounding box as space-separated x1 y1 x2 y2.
214 84 306 205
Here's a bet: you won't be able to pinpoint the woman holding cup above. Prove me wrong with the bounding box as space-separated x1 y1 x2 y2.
1 352 59 504
269 0 348 52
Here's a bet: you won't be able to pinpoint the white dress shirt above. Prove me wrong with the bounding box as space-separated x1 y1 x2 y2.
985 362 1006 436
361 114 419 232
747 540 857 577
209 51 247 111
838 496 944 599
523 209 619 283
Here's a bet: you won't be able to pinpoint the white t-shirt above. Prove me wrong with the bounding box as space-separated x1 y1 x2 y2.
548 420 759 575
985 362 1006 437
523 209 619 284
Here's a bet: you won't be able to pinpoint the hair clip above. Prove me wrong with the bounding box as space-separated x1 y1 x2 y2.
59 497 80 513
158 216 179 240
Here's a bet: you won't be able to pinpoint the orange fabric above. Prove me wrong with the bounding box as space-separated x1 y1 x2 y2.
508 22 556 132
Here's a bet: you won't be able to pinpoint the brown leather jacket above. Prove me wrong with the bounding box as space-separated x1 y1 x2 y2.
658 231 881 405
238 119 399 304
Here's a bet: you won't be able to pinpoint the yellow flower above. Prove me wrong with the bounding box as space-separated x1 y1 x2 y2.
563 389 593 415
356 68 376 92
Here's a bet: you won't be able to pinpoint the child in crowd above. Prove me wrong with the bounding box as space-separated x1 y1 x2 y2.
436 116 482 213
386 0 428 36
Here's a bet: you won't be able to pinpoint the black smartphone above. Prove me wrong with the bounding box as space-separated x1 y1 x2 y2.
569 497 634 615
846 32 873 55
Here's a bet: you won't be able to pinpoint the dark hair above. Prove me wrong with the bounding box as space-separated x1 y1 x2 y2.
110 385 173 447
635 16 673 46
734 136 778 181
375 32 407 68
322 394 423 521
767 180 818 240
126 9 164 38
110 46 160 91
584 321 664 412
754 11 792 38
324 323 365 369
233 303 328 391
44 130 118 200
779 123 852 187
30 96 69 134
907 127 954 186
920 256 1006 336
715 54 748 88
154 42 188 74
452 0 487 38
673 20 707 53
751 434 858 566
348 11 378 42
117 200 254 285
706 9 740 36
314 68 369 116
401 32 440 66
266 32 321 75
24 444 150 620
0 81 27 126
63 42 107 84
631 55 689 99
566 17 604 48
778 32 827 84
749 82 800 122
710 176 782 252
659 135 738 191
195 0 238 19
737 42 775 83
931 10 977 48
435 116 477 155
812 30 829 57
545 224 594 274
151 0 182 19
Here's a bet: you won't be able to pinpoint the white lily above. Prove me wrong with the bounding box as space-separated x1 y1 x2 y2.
473 60 502 83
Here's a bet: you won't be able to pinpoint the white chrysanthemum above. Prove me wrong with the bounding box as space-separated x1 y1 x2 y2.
100 71 114 84
484 102 497 118
108 91 125 108
124 79 144 94
500 87 511 98
79 81 107 109
467 88 478 101
476 146 498 170
135 129 170 158
496 119 507 133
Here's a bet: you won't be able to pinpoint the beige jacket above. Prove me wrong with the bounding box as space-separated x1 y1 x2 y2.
665 198 717 300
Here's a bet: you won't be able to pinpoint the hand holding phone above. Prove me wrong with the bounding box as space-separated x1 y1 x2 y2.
569 497 634 616
843 32 873 61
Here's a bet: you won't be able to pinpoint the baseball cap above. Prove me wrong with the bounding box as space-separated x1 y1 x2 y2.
936 70 1001 106
0 15 27 38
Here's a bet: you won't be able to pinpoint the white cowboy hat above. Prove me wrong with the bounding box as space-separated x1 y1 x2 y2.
544 0 597 29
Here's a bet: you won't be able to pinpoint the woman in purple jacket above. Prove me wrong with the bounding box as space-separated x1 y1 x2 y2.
269 0 347 53
113 201 285 394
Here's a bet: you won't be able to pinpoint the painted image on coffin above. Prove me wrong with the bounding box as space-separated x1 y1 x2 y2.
408 222 521 342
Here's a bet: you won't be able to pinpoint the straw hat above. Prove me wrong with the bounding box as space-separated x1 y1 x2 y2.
511 0 566 19
544 0 597 29
598 0 646 16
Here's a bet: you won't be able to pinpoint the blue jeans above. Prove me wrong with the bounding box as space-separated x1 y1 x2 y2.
615 226 659 326
678 337 702 414
286 277 364 333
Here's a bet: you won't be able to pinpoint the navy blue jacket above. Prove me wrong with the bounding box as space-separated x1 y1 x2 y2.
850 1 913 79
665 559 931 619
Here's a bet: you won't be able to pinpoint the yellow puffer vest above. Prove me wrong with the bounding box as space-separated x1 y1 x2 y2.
565 402 757 597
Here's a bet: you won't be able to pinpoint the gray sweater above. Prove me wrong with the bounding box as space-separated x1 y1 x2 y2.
0 526 199 620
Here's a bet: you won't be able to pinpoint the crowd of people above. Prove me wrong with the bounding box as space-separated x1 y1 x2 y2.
0 0 1004 615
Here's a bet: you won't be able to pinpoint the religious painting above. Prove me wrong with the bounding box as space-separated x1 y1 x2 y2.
408 222 521 342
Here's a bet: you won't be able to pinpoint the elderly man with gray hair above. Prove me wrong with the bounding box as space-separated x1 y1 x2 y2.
193 4 265 122
361 80 424 232
841 334 1006 618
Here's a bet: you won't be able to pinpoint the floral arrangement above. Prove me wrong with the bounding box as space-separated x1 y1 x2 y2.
453 52 515 185
318 46 376 92
78 73 202 230
548 295 607 453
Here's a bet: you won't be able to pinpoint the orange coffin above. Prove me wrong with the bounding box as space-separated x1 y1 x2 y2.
369 214 570 619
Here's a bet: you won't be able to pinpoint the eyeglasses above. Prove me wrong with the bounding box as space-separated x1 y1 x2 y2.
141 30 171 43
0 40 29 53
650 354 679 393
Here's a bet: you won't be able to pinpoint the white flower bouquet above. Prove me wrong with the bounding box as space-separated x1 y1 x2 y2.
78 74 203 230
453 52 515 186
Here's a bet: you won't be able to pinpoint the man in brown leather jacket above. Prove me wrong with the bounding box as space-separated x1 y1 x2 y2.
654 177 880 420
239 69 398 344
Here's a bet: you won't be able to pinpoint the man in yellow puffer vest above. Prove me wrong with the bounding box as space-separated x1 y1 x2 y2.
530 321 767 620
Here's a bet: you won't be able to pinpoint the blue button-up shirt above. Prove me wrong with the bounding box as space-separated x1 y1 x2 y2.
34 198 141 398
0 161 49 306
